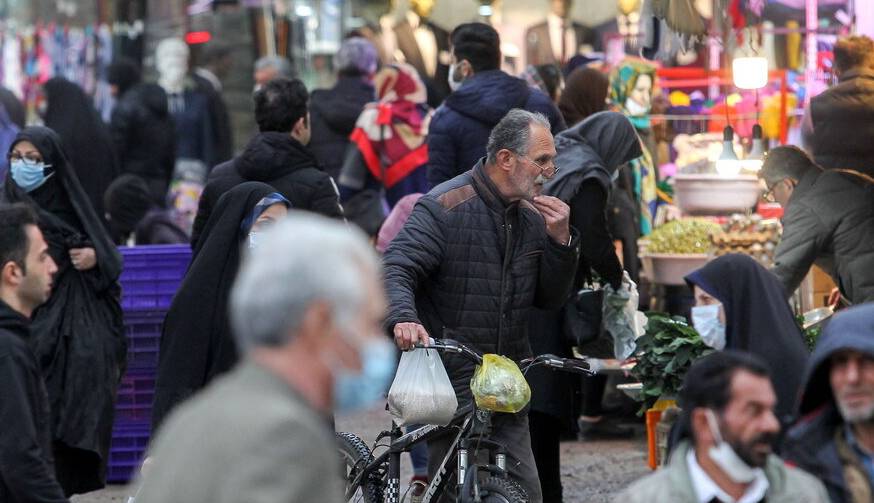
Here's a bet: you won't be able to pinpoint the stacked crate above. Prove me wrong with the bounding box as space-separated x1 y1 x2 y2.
107 245 191 483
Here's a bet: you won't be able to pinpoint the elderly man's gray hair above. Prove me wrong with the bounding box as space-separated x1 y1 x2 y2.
760 145 821 185
230 212 380 350
486 109 550 165
254 55 295 79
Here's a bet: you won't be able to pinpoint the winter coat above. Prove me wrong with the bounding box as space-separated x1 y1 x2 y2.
809 68 874 175
0 301 68 503
309 77 375 180
109 83 176 203
190 132 344 248
616 440 828 503
134 209 188 245
784 304 874 503
772 167 874 305
425 70 566 188
383 160 580 402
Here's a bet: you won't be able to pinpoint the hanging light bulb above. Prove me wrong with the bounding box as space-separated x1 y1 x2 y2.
716 125 741 176
743 124 766 171
732 57 769 89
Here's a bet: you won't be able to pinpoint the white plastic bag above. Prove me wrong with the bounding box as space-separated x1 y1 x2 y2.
387 347 458 426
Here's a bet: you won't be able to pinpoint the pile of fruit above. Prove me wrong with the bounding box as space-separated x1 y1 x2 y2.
645 219 722 255
710 214 782 266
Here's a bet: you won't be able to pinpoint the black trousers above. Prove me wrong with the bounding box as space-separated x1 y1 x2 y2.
529 411 563 503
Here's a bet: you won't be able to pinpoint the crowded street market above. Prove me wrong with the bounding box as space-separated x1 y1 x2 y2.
1 0 874 501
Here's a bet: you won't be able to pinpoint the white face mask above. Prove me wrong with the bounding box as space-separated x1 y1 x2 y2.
624 97 650 117
691 304 726 350
705 409 759 483
448 62 465 92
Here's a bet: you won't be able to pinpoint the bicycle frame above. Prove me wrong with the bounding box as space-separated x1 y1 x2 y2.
343 339 594 503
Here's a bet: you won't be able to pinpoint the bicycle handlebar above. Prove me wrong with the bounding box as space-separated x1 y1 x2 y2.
412 339 594 376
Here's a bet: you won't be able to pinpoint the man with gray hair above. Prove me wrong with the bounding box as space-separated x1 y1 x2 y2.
253 55 295 91
384 108 580 502
760 145 874 304
134 212 395 503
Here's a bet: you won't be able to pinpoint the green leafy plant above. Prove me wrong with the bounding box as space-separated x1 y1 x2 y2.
630 313 714 413
796 315 824 351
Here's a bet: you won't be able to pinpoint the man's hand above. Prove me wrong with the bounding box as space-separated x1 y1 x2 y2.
393 322 430 351
533 196 570 245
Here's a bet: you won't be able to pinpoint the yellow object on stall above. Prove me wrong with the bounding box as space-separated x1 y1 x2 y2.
470 354 531 413
762 93 798 139
669 90 691 107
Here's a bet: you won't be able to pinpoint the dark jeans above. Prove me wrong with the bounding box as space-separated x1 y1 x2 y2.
407 424 429 477
427 411 542 502
529 411 563 502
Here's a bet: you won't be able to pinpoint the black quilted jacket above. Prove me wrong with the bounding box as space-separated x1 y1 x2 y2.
383 160 580 401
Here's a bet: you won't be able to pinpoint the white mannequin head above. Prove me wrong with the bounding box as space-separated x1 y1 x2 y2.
156 38 190 93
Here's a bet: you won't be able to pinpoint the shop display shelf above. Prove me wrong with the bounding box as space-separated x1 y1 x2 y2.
124 312 164 370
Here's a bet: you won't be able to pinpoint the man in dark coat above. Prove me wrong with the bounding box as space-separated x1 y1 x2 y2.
784 303 874 503
426 23 566 189
804 35 874 175
761 146 874 305
0 203 65 503
191 78 343 248
107 58 177 206
384 109 580 502
309 37 377 180
192 43 235 165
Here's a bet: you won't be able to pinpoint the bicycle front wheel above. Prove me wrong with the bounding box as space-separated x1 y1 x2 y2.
477 476 529 503
337 432 384 503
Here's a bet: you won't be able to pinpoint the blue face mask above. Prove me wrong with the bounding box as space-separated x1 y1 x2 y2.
332 334 396 413
11 160 53 193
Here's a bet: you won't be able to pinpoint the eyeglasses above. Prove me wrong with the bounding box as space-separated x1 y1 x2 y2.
7 151 45 165
517 154 560 179
763 179 795 203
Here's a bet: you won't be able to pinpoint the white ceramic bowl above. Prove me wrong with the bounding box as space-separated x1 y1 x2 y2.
641 253 710 286
674 174 763 215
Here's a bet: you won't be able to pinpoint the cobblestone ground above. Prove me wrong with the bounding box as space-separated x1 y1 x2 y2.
73 405 649 503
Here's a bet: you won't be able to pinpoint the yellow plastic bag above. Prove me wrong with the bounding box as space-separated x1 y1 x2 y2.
470 354 531 413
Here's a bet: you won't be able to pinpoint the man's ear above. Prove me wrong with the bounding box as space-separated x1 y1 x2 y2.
690 407 716 447
496 149 515 173
1 261 22 288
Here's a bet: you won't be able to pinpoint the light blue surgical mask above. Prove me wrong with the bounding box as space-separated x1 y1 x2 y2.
247 231 258 249
691 304 726 350
11 159 54 193
332 333 396 413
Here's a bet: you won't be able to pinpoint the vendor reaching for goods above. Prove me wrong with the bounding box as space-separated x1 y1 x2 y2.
760 146 874 305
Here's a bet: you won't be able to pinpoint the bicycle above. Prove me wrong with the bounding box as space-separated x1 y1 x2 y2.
337 338 595 503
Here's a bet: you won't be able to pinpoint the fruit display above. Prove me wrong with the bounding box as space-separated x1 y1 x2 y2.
645 218 722 255
710 214 782 266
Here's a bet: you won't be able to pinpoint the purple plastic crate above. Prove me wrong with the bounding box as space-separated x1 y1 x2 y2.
107 423 151 483
119 245 191 312
115 371 156 423
124 313 164 369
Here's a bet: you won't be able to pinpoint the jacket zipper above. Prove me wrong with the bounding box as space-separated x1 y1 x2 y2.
498 212 512 355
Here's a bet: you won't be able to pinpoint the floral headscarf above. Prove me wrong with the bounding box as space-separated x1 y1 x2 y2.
610 59 657 130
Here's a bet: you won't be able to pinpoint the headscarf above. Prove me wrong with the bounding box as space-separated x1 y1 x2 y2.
153 182 289 432
376 192 423 253
106 58 142 96
609 58 659 236
559 67 610 127
3 127 123 492
609 58 657 130
348 63 433 190
44 77 119 221
546 111 643 202
685 254 809 423
3 126 121 287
